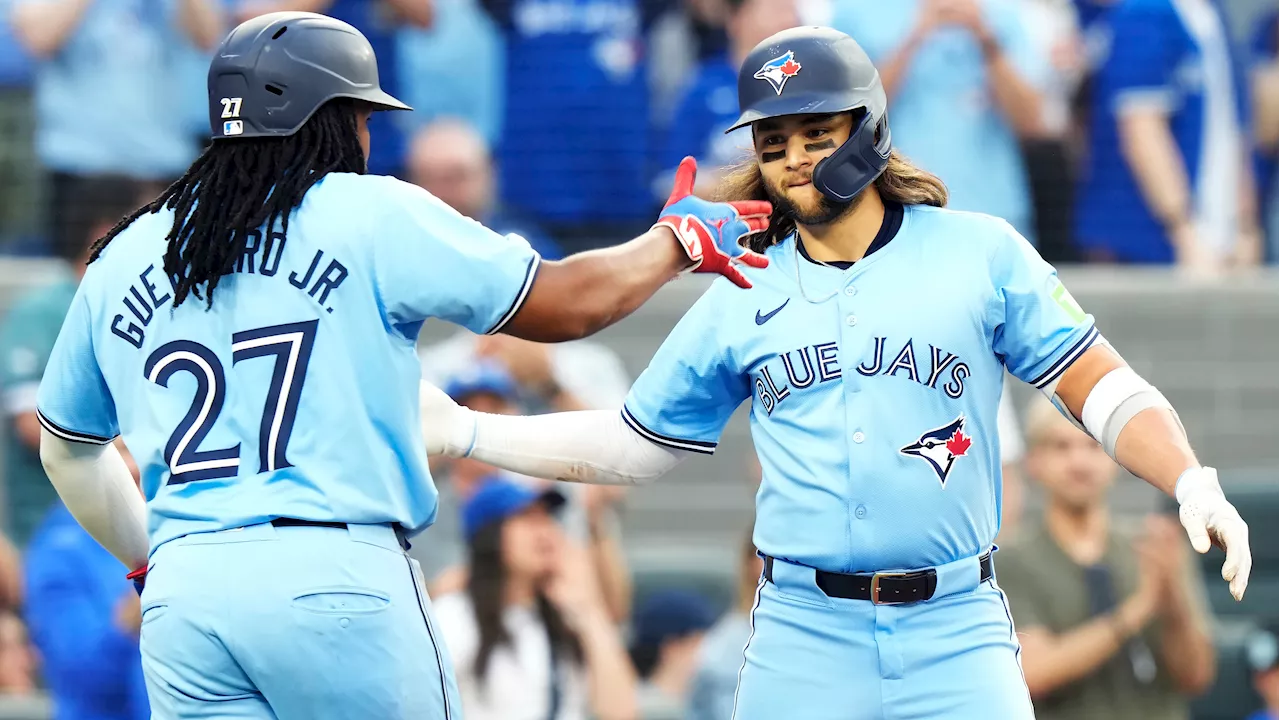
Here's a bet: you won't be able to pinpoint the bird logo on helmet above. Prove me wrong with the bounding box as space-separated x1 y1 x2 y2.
754 51 803 95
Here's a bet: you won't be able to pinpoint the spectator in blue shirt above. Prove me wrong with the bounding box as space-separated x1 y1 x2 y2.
0 1 40 252
233 0 433 176
25 500 149 720
1249 6 1278 263
1074 0 1260 269
9 0 224 255
833 0 1049 241
397 0 503 146
659 0 800 199
407 118 564 260
481 0 655 250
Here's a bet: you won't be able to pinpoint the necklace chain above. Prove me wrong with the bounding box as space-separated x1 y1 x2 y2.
792 236 842 304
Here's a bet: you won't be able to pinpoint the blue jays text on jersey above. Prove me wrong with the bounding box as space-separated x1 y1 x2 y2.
623 202 1097 574
36 173 542 557
754 334 973 417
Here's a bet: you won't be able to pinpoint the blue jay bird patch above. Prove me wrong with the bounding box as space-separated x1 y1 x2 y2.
900 415 972 487
754 51 802 95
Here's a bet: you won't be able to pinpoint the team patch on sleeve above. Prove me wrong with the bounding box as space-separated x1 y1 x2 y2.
621 406 717 454
1050 280 1087 324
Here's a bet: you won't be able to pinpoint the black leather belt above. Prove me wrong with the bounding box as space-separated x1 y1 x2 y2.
763 551 993 605
270 518 411 551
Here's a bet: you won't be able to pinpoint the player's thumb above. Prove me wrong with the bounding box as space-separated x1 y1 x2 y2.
666 157 697 205
1178 505 1212 554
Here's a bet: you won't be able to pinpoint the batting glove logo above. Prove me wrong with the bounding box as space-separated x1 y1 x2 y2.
654 157 771 289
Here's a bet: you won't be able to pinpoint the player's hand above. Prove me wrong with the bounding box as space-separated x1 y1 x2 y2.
655 156 771 289
544 536 607 622
419 380 477 459
1175 466 1251 601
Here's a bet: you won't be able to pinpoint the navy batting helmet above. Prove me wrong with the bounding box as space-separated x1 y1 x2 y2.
207 12 411 141
728 27 891 203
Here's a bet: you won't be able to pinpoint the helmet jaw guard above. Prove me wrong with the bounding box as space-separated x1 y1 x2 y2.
207 12 411 141
730 27 893 203
813 111 892 203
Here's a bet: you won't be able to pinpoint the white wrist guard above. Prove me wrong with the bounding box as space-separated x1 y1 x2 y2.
1080 366 1184 458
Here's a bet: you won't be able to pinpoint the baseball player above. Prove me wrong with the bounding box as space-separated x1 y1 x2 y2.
33 12 770 720
421 26 1254 719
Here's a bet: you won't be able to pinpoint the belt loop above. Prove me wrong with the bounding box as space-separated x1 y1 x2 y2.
762 555 774 584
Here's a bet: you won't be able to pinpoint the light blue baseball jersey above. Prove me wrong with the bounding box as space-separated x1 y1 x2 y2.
623 204 1096 573
36 173 540 556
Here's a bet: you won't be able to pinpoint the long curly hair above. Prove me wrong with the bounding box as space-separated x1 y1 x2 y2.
86 99 367 309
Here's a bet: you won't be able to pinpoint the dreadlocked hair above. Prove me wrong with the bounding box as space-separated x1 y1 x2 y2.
87 99 368 309
713 149 949 254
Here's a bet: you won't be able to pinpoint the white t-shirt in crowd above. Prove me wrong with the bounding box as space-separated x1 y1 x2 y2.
432 592 588 720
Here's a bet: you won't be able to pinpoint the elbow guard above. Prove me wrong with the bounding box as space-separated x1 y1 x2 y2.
1080 367 1184 458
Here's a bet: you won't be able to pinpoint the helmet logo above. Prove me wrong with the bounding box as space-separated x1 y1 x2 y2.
754 51 802 96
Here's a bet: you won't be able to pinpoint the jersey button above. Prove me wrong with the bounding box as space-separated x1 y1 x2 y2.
853 431 865 443
855 505 868 519
844 286 857 297
845 315 858 326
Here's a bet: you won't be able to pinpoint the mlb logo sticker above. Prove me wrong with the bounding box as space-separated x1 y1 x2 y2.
754 51 802 95
223 120 244 136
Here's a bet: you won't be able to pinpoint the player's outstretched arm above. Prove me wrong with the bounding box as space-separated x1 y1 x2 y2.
1052 344 1251 601
39 429 149 573
420 381 686 485
501 157 770 343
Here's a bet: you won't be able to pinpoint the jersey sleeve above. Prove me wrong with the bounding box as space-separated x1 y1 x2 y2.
373 179 541 336
1103 2 1183 113
988 220 1099 393
35 290 118 445
621 283 750 454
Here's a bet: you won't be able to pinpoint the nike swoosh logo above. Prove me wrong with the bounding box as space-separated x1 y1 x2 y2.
755 299 789 325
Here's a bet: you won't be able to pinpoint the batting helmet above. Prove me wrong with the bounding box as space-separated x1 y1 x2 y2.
728 27 892 203
207 12 411 141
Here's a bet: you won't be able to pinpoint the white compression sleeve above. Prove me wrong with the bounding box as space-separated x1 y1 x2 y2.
39 429 149 569
461 409 688 486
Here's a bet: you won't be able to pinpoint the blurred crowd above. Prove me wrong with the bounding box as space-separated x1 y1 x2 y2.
0 0 1276 268
0 0 1277 719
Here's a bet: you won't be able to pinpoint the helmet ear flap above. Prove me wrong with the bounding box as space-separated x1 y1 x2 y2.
812 111 892 203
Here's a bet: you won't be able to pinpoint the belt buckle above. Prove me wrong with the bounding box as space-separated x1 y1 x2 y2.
870 572 909 605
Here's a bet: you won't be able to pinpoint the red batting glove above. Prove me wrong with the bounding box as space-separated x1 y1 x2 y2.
655 157 771 289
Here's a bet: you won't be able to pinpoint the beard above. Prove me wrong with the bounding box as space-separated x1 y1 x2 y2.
763 174 861 227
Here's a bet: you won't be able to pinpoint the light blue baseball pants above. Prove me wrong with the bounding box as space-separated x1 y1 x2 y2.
731 551 1035 720
138 521 460 719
